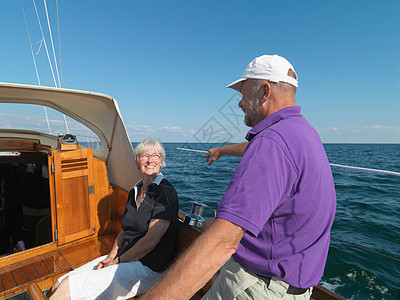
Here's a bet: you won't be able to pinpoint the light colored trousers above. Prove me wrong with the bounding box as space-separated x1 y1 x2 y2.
202 258 313 300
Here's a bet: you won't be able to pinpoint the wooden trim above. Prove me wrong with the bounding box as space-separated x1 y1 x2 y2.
312 285 346 300
27 282 46 300
0 137 41 151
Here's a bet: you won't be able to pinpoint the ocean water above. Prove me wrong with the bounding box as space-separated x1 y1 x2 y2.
157 143 400 300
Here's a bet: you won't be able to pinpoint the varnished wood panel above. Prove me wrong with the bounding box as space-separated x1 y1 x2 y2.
175 221 213 299
0 266 16 291
19 259 40 282
0 138 40 151
41 253 60 274
0 241 56 266
53 148 96 245
9 262 28 286
30 256 51 278
175 220 201 257
59 176 90 236
57 235 115 269
92 159 112 236
49 250 71 271
112 185 129 234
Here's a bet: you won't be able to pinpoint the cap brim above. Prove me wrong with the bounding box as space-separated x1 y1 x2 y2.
226 78 246 92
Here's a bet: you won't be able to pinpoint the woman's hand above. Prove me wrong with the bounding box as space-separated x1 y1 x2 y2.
95 255 119 270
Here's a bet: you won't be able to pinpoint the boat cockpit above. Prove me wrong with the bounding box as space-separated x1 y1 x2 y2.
0 83 343 300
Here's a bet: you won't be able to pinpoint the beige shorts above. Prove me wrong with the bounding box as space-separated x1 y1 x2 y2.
202 258 313 300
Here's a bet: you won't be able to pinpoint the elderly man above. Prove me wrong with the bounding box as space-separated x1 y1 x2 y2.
142 55 336 299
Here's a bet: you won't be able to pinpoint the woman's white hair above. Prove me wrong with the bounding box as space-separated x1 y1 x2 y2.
133 139 166 168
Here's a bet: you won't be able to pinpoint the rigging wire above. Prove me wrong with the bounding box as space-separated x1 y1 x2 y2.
32 0 58 88
42 0 69 133
22 0 70 134
21 0 41 86
20 0 52 134
43 0 61 88
56 0 63 87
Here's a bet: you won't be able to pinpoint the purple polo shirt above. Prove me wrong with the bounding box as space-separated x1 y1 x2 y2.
216 106 336 288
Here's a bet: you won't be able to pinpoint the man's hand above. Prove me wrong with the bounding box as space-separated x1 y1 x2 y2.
206 148 223 166
206 143 248 166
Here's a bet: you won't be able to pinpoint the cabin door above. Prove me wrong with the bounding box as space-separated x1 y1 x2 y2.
50 148 95 246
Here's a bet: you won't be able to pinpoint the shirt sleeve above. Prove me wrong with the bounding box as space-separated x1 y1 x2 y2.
151 182 178 221
216 136 297 236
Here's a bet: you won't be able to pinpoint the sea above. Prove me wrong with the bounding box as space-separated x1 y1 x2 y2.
156 143 400 300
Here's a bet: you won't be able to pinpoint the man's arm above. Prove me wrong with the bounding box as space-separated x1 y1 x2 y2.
141 218 245 299
206 142 248 166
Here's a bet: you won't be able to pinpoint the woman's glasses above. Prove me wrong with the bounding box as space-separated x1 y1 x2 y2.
140 154 161 160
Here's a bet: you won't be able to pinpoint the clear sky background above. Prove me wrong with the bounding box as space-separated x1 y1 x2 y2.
1 0 399 143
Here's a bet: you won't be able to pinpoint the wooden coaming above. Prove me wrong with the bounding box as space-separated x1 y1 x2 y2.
0 138 41 152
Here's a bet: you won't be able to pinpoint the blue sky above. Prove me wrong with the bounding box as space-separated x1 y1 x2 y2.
1 0 399 143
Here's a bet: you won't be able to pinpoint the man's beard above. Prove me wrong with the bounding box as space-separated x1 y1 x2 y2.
243 96 261 127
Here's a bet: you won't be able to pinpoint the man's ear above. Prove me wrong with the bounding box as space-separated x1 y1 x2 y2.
262 81 271 101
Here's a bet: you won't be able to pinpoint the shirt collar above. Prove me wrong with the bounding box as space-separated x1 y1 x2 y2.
134 172 164 188
246 106 301 141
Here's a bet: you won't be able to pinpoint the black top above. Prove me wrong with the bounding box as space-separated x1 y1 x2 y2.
118 176 179 272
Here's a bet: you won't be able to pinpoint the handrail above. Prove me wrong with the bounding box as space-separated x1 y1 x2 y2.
330 163 400 177
171 147 400 177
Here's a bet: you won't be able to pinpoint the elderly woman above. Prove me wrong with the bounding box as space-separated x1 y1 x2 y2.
50 139 179 300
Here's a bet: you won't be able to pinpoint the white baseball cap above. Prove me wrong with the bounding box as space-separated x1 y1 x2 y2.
226 54 298 92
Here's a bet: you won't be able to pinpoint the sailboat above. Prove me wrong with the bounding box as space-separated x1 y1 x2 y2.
0 82 345 299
